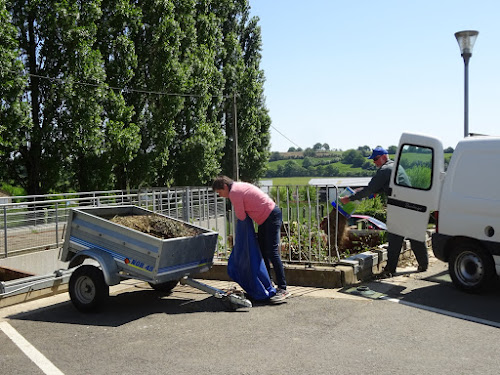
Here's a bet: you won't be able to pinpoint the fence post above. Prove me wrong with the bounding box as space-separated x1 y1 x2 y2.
182 187 190 222
55 202 59 248
296 186 301 262
3 206 7 258
153 189 157 212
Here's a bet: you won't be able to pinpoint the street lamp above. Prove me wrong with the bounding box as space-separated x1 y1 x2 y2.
455 30 479 138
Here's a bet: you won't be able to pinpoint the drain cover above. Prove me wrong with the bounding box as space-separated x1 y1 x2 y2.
356 286 374 295
343 285 386 299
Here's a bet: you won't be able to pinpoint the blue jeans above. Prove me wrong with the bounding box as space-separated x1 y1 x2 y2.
257 205 287 290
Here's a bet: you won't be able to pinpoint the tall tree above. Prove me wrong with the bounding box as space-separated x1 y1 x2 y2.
129 0 185 187
7 0 108 193
97 0 142 189
3 0 272 192
7 0 45 194
0 0 29 183
236 14 271 182
59 0 111 191
170 0 225 186
216 0 270 182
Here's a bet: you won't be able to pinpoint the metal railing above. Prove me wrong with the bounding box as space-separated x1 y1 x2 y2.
0 188 226 257
0 185 346 266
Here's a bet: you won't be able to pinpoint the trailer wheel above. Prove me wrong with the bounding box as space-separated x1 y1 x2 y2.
148 280 178 293
449 243 495 293
69 265 109 312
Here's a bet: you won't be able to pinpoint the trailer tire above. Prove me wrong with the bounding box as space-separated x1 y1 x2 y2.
69 265 109 312
449 243 495 293
148 280 178 293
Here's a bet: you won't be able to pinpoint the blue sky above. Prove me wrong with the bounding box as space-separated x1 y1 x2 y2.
249 1 500 152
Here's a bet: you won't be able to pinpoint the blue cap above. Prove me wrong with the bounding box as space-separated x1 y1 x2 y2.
368 146 388 159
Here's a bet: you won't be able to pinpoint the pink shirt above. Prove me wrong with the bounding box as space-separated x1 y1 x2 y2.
229 182 275 225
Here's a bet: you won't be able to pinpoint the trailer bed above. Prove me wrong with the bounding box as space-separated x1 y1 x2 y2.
61 205 218 284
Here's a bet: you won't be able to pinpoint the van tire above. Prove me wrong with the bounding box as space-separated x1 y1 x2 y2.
448 243 495 293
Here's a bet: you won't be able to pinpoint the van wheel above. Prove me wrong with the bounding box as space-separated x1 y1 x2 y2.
448 243 495 293
69 265 109 312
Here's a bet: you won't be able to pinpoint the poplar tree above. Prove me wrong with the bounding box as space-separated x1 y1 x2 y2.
3 0 272 193
0 0 28 183
97 0 142 190
216 0 271 182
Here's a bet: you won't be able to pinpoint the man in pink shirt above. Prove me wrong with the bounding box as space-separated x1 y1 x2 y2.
212 175 290 302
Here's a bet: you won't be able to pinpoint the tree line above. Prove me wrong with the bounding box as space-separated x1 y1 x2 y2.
0 0 270 195
266 143 455 178
266 148 379 178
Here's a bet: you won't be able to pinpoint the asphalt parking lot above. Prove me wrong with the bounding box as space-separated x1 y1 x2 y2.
2 260 500 375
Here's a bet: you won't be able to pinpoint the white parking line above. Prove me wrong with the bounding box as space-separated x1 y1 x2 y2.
0 321 65 375
381 296 500 329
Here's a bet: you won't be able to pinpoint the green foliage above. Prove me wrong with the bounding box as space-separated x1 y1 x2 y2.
269 151 281 161
2 0 269 193
387 145 397 154
268 185 387 262
301 156 312 168
266 155 376 178
0 0 29 184
357 145 371 157
0 182 26 196
356 195 387 222
399 152 431 166
303 148 316 157
341 149 361 164
351 153 366 168
406 165 432 189
269 177 312 185
313 143 322 150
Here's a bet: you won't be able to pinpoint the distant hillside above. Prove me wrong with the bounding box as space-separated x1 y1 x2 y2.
266 151 453 179
270 150 343 161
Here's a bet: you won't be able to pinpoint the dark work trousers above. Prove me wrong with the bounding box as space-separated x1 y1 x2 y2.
257 205 287 290
385 232 429 273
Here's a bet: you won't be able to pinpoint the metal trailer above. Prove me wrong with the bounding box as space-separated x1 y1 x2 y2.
60 205 251 311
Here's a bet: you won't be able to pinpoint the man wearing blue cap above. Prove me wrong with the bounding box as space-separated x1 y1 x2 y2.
340 146 428 278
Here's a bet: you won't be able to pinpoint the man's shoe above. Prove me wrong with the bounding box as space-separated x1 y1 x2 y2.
417 265 428 272
269 288 291 303
376 270 394 279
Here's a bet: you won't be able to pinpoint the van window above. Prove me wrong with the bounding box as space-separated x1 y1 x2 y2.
396 144 433 190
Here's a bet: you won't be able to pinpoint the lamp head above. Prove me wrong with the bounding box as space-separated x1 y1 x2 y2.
455 30 479 56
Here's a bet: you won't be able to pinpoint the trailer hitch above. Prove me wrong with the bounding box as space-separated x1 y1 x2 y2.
180 277 252 309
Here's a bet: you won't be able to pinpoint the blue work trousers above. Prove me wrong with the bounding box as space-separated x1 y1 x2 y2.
385 232 429 273
257 205 287 290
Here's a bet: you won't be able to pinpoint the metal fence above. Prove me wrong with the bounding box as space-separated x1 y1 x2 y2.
0 185 346 266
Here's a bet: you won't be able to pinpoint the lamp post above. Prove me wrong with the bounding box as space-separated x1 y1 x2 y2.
455 30 479 138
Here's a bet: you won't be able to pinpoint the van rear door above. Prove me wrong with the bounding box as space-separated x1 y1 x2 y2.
386 133 445 242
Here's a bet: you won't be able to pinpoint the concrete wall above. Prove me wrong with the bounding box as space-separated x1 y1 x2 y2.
0 249 68 276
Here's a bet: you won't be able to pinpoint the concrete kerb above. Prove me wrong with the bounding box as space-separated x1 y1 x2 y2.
197 235 431 289
197 244 394 289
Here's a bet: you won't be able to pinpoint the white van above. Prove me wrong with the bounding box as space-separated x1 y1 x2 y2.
387 132 500 292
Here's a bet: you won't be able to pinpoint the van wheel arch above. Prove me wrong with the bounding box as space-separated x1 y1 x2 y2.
442 236 477 262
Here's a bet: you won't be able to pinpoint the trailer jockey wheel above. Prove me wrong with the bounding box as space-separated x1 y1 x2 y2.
69 265 109 312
